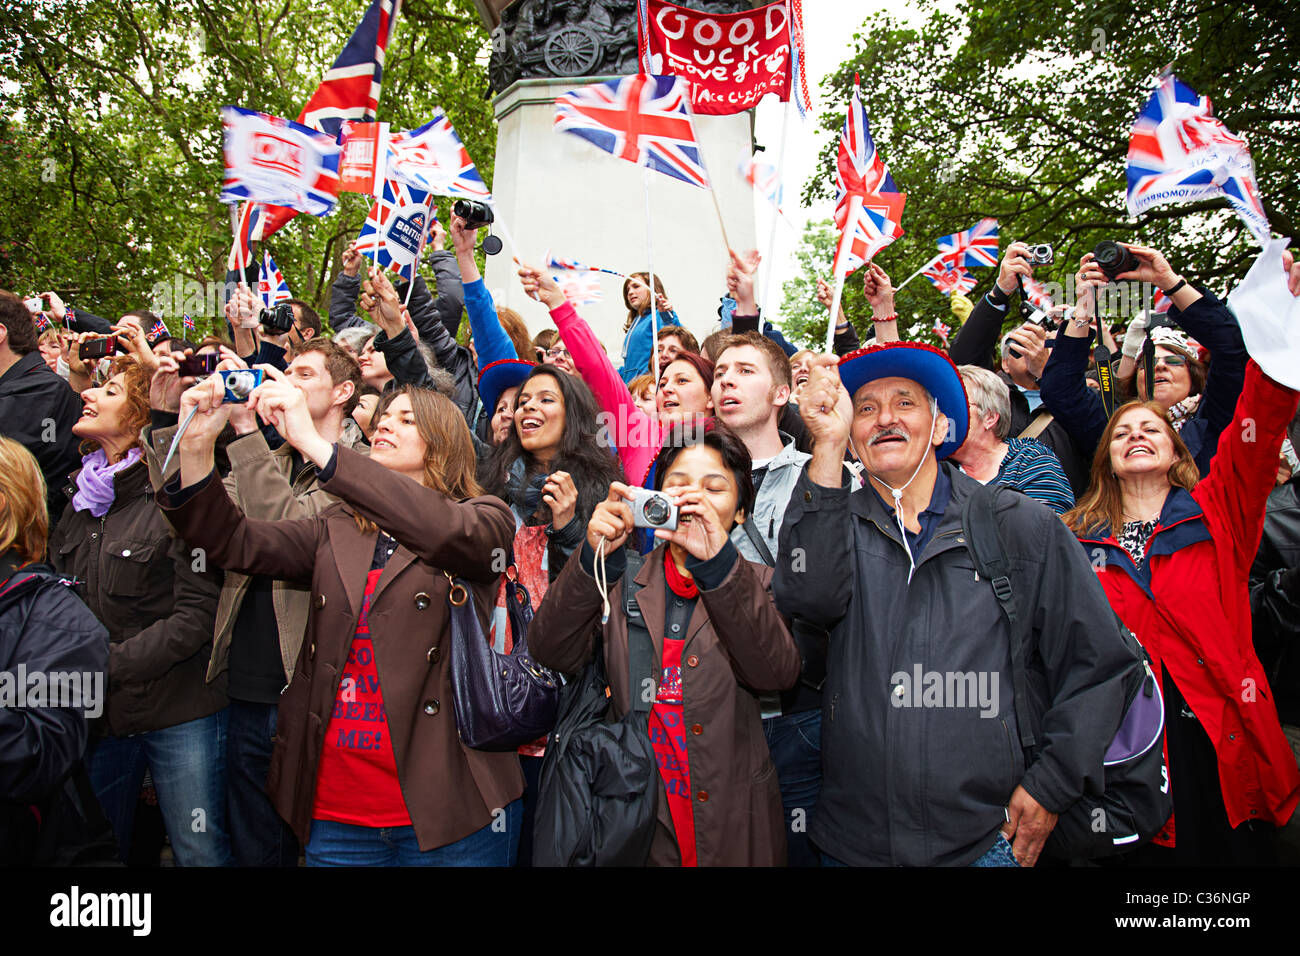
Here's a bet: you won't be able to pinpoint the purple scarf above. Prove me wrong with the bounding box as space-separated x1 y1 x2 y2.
72 447 143 517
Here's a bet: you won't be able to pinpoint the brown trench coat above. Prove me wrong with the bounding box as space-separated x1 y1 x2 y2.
529 542 799 866
159 445 523 851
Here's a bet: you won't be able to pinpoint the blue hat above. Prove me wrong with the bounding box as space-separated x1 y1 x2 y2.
477 359 535 414
837 342 969 459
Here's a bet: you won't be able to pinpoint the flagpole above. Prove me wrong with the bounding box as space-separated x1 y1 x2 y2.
643 166 661 389
229 205 248 288
825 194 861 354
403 205 433 309
894 266 928 292
758 98 793 325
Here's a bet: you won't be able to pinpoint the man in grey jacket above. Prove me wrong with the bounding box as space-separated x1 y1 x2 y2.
774 342 1133 866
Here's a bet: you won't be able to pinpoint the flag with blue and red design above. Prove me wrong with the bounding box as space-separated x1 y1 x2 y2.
221 107 341 216
357 178 432 282
146 317 169 345
555 74 709 189
933 318 952 346
788 0 812 118
544 252 625 277
244 0 403 243
831 78 905 274
34 311 52 334
556 273 603 306
921 255 977 296
832 192 906 276
1152 287 1171 313
936 218 1000 268
228 201 264 271
739 154 784 213
258 251 293 310
387 111 491 199
1126 74 1270 244
1021 275 1055 310
183 313 196 333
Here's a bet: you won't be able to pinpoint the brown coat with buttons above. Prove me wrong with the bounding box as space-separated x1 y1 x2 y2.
159 446 523 852
529 543 799 866
49 456 226 737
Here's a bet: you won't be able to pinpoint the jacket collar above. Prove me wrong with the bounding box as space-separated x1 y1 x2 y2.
0 351 45 390
766 431 811 470
63 451 151 508
849 460 967 561
630 545 709 659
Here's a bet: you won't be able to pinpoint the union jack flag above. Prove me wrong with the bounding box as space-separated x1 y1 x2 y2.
228 201 264 272
933 318 951 346
1127 74 1269 244
146 317 169 346
247 0 403 242
831 78 904 275
1152 287 1171 313
832 192 905 276
387 111 491 199
221 107 341 216
555 274 603 306
357 178 432 282
34 311 52 334
1021 275 1055 310
544 252 625 277
921 256 977 296
555 74 710 189
739 154 784 213
259 251 293 310
183 313 196 333
937 218 1000 268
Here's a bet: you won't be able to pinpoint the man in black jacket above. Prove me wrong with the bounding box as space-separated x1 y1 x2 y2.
774 342 1133 866
0 292 83 529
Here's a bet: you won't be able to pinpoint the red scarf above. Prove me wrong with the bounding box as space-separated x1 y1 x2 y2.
662 547 698 598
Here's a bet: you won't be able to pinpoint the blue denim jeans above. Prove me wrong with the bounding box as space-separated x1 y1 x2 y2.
305 798 523 867
763 708 823 867
970 834 1021 867
226 699 298 867
87 709 233 866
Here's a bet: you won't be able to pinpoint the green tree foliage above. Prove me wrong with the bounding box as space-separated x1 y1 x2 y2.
0 0 493 330
786 0 1298 347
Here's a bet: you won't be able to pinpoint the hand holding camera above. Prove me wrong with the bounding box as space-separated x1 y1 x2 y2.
651 485 731 562
997 241 1036 294
1003 322 1052 378
586 481 637 553
246 366 332 467
452 199 501 255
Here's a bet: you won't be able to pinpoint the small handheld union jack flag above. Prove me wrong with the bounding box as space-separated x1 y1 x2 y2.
831 77 904 276
544 251 626 278
183 313 196 333
34 311 53 334
921 256 977 296
146 317 169 346
554 74 710 189
937 218 1000 269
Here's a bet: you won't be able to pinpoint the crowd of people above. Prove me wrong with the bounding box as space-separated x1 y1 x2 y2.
2 217 1298 868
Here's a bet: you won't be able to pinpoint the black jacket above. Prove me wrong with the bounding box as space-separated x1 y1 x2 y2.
1250 474 1300 725
773 460 1133 865
49 456 225 737
0 352 84 528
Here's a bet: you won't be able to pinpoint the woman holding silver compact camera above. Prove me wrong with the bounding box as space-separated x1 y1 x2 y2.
529 419 799 866
48 354 230 866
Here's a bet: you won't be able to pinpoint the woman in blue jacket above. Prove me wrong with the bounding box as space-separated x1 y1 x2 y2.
618 272 681 384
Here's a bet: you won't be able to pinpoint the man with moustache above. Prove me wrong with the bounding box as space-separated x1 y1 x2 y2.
773 342 1133 867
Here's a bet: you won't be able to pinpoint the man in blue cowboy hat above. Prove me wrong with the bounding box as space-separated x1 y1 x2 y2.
773 342 1134 867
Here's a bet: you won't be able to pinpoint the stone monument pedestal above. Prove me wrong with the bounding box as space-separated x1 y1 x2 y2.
484 76 757 359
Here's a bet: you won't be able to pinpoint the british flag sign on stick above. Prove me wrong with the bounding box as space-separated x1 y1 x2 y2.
1126 74 1270 244
357 179 433 282
555 74 710 189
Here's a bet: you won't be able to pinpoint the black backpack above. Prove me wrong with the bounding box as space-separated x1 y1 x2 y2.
961 483 1172 859
532 550 659 866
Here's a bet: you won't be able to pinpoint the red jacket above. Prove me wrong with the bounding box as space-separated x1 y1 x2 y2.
1077 361 1300 836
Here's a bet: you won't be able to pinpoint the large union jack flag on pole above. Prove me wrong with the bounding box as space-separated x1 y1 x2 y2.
936 217 1000 268
554 74 710 189
1126 74 1270 244
243 0 402 248
221 107 341 215
387 111 491 199
834 77 897 231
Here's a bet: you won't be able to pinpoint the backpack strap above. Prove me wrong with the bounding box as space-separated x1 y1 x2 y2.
740 518 776 568
960 483 1036 750
622 549 655 714
1018 410 1054 441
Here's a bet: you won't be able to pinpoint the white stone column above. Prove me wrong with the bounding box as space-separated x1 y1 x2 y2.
484 76 757 363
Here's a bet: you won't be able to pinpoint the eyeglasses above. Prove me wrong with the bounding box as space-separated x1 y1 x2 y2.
1152 355 1187 368
545 348 571 360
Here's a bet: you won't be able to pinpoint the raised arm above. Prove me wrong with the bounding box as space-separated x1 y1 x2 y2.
452 215 516 368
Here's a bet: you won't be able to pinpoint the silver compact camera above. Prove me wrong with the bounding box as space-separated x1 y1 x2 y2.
626 487 678 531
1026 243 1054 266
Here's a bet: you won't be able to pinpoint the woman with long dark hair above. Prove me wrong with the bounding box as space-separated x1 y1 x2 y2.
618 271 682 383
477 363 624 863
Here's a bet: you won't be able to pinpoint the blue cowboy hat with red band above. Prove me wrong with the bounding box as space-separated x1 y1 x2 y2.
477 358 535 414
837 342 969 459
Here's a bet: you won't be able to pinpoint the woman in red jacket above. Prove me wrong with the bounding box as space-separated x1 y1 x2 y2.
1064 355 1300 864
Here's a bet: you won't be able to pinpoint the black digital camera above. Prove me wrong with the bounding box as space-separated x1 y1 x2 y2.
1093 240 1138 281
259 302 295 334
178 353 220 377
77 335 122 361
453 199 494 230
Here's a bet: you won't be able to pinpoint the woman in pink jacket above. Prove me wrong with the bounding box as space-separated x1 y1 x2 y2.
517 266 713 487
